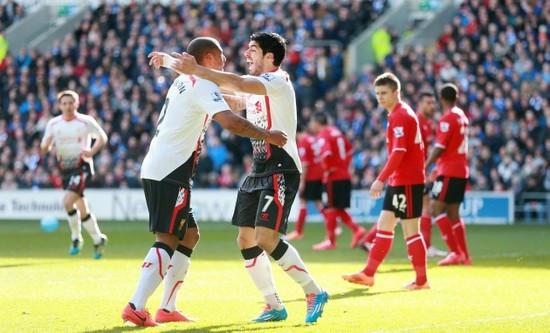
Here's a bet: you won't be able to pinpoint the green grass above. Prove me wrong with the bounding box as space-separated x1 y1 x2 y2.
1 220 549 333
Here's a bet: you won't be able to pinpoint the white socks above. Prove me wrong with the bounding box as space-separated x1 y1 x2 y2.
160 251 190 311
275 244 321 295
130 246 171 310
244 251 284 310
82 214 103 244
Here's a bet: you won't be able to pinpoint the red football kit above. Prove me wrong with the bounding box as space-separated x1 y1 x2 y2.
434 106 469 178
317 125 352 182
297 133 323 181
416 112 434 159
379 102 425 186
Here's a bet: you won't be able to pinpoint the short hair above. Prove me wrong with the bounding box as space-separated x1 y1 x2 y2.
440 83 459 102
56 90 79 102
374 72 401 91
312 111 328 126
418 90 435 100
187 37 222 65
250 32 287 67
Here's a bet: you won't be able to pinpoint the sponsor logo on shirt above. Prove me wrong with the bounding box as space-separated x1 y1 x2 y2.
261 73 275 82
440 122 450 132
175 79 186 94
211 91 223 102
393 127 404 138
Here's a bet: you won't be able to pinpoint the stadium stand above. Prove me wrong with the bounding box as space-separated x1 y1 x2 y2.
0 0 548 220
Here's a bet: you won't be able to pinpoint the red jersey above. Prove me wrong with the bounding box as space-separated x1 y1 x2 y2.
317 125 352 182
416 112 434 159
434 106 469 178
386 102 425 186
297 133 323 181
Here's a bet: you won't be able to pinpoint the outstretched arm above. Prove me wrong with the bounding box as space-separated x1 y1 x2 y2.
213 110 287 147
169 52 268 95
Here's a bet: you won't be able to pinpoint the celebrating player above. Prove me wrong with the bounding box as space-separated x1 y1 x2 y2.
121 37 287 327
40 90 108 259
169 32 329 324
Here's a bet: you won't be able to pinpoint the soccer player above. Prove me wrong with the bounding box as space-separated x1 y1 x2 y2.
284 123 325 240
342 73 429 290
425 83 472 266
170 32 328 324
40 90 108 259
121 37 288 327
308 112 366 250
358 91 447 258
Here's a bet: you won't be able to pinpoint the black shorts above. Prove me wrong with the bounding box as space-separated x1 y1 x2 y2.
382 184 424 219
61 163 92 196
325 179 351 209
431 176 467 203
301 179 323 201
231 173 299 234
142 178 193 239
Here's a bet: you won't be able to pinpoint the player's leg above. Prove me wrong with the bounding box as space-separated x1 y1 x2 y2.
431 176 462 263
420 192 432 248
75 197 107 259
256 173 328 324
285 197 307 240
62 190 83 255
122 180 186 326
232 185 286 322
156 208 199 323
313 180 338 250
332 180 365 248
447 201 471 264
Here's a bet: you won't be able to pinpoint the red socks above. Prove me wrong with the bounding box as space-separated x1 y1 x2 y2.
406 234 427 286
420 213 432 248
435 214 461 254
452 218 470 259
336 209 361 232
295 206 307 234
364 224 378 244
324 209 338 244
363 230 394 277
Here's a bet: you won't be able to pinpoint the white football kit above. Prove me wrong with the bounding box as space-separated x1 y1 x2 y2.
141 74 230 187
242 69 302 176
41 113 105 173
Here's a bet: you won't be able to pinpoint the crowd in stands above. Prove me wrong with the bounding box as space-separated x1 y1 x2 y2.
0 0 24 31
0 0 548 218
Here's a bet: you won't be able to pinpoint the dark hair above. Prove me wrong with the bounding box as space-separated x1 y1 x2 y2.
312 111 328 126
374 72 400 91
250 32 287 67
187 37 222 65
440 83 459 102
418 90 435 100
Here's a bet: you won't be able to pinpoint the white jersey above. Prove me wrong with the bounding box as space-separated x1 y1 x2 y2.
41 113 105 173
242 69 302 175
141 74 230 187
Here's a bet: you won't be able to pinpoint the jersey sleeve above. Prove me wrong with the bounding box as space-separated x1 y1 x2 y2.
388 115 409 152
86 116 105 138
435 113 452 149
195 80 231 116
41 120 54 146
257 72 286 97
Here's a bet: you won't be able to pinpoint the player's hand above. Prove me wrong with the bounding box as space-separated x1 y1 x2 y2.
266 130 288 148
81 148 93 158
147 51 168 69
170 52 199 74
370 179 384 199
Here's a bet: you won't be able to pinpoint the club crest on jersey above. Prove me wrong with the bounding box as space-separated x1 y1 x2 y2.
440 122 450 132
393 127 404 138
211 91 223 102
260 73 275 82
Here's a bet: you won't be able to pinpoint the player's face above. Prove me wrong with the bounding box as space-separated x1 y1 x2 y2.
419 96 436 117
59 96 78 115
374 85 398 110
244 41 265 76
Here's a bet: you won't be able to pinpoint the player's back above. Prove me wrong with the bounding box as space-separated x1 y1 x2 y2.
141 74 230 184
318 125 352 181
435 106 469 178
298 133 323 181
416 112 434 158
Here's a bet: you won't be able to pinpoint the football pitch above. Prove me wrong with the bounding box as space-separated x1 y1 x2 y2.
1 220 549 333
